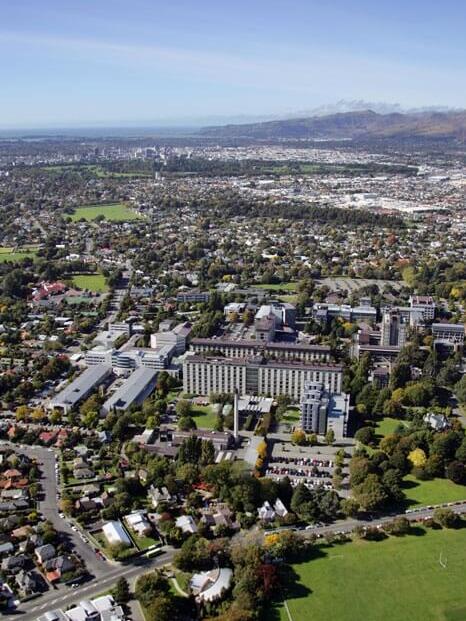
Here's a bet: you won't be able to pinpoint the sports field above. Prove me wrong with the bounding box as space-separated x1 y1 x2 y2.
72 274 108 292
70 202 141 222
0 246 38 263
272 526 466 621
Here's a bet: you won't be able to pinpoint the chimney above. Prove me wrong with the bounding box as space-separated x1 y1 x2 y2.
233 389 239 441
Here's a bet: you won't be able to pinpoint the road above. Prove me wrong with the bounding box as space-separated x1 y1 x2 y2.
294 501 466 540
1 442 108 579
1 440 176 619
5 441 465 618
4 550 174 621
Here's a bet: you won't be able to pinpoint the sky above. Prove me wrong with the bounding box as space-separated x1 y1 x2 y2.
0 0 465 128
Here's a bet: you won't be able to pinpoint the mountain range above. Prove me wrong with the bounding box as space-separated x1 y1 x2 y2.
199 109 466 141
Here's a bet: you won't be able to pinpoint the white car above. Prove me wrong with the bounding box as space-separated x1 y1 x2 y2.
59 513 65 518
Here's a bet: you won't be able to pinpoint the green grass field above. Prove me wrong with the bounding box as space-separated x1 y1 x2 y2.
72 274 108 293
375 417 410 439
191 405 218 429
256 282 298 291
402 475 466 508
271 526 466 621
70 202 141 222
0 246 39 263
132 533 161 551
282 407 301 424
278 294 299 303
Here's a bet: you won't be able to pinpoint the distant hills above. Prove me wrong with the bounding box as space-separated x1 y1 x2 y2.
199 109 466 141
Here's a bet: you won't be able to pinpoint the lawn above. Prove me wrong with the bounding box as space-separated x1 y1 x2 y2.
402 475 466 508
72 273 108 293
132 533 161 551
191 405 218 429
375 417 410 440
282 407 301 424
277 294 298 303
256 282 298 291
271 526 466 621
70 202 141 222
0 246 38 263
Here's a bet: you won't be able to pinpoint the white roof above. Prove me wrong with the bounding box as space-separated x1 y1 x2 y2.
176 515 198 534
102 521 131 546
91 595 116 612
191 568 233 602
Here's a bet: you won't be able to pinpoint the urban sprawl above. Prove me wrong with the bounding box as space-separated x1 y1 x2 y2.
0 134 464 621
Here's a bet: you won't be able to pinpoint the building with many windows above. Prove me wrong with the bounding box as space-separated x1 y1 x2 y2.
300 381 349 439
432 322 465 351
183 354 342 400
409 295 436 321
381 309 407 347
190 338 330 362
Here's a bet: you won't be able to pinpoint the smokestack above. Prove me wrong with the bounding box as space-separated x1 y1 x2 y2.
233 389 239 441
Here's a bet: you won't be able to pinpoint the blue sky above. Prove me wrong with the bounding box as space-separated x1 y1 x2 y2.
1 0 465 127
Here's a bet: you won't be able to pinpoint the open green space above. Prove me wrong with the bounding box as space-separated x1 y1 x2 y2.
255 282 298 292
70 202 141 222
281 407 301 425
402 475 466 508
174 571 191 595
375 417 410 439
0 246 39 263
191 405 218 430
277 294 298 303
271 526 466 621
72 273 108 293
132 533 161 551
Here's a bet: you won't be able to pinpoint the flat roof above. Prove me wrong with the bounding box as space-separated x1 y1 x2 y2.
102 366 157 411
191 337 330 352
184 354 342 372
50 365 111 408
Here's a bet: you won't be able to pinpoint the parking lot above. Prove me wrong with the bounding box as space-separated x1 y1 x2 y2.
266 439 350 492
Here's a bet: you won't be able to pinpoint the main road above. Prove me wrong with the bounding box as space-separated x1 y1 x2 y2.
4 550 175 620
0 441 176 620
4 441 465 619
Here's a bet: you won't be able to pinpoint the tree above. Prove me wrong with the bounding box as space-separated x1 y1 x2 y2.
408 448 427 469
340 498 360 517
380 433 400 456
325 428 335 445
135 571 169 609
178 416 196 431
146 595 177 621
291 429 306 445
257 440 268 459
433 508 459 528
349 456 371 487
355 426 376 446
446 460 465 484
176 399 192 418
60 498 74 516
113 577 130 604
15 405 29 422
383 516 410 536
455 376 466 404
352 474 388 511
